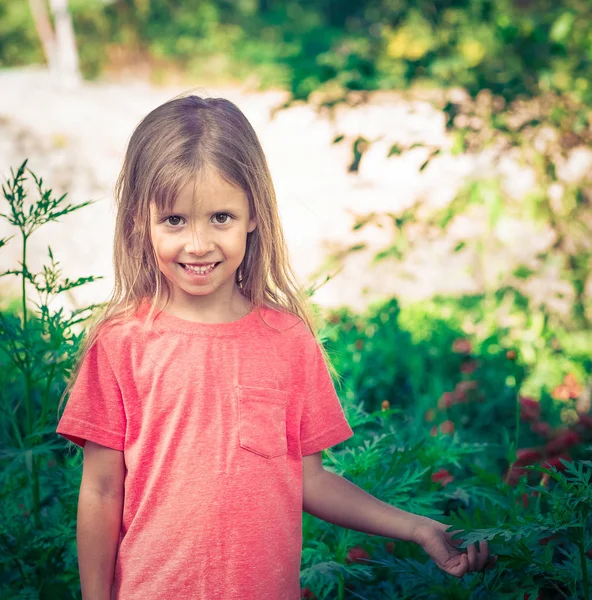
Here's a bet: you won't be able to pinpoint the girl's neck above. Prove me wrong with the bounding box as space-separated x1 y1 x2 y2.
154 292 253 325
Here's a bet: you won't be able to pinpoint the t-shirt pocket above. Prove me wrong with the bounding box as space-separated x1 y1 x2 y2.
237 385 288 458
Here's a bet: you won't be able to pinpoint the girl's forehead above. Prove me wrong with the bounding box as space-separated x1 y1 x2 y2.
155 170 249 213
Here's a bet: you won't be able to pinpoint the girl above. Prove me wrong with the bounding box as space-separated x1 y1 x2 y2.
56 95 494 600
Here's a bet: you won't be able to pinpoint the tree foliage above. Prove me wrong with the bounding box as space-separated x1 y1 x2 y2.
2 0 592 105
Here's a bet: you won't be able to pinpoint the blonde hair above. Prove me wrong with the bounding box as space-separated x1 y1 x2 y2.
59 94 337 417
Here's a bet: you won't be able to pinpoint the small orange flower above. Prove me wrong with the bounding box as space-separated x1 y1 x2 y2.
506 350 517 361
381 400 390 411
424 408 436 422
564 373 582 398
551 384 571 401
354 339 364 350
384 541 396 554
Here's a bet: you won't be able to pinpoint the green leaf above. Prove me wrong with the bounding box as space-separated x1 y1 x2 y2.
550 12 575 44
513 266 535 280
387 143 403 157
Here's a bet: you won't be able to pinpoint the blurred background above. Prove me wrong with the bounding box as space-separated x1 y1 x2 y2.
1 0 590 320
2 3 592 598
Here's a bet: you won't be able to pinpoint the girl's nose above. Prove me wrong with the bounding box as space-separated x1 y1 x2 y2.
183 230 214 255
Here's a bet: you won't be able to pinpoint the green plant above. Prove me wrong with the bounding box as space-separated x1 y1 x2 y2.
300 297 591 599
0 160 100 597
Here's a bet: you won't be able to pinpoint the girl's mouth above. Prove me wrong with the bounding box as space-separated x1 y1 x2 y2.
180 262 220 276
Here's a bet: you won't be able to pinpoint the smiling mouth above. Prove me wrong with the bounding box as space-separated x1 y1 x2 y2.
180 262 220 275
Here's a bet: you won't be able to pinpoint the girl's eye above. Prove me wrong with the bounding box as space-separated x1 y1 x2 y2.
213 213 232 224
165 216 184 226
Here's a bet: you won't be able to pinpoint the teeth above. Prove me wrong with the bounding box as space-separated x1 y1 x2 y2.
184 263 217 275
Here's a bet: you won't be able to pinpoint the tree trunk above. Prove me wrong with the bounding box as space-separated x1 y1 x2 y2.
29 0 81 87
29 0 57 71
49 0 81 87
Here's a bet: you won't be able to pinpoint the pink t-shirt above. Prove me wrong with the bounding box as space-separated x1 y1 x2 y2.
56 302 354 600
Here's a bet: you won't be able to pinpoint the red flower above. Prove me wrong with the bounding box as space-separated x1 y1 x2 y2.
530 421 552 438
430 426 439 436
454 380 478 403
460 359 478 374
515 448 543 467
542 454 571 471
438 392 455 409
301 588 316 599
545 430 580 456
506 350 517 361
440 420 455 435
384 541 396 554
538 535 555 546
431 469 454 487
577 413 592 429
346 547 370 564
452 338 472 354
506 466 528 486
355 339 364 350
424 409 436 423
519 397 540 422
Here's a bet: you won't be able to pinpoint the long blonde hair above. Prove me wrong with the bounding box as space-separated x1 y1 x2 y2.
59 94 337 417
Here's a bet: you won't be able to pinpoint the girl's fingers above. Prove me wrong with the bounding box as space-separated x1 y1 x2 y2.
477 540 490 571
466 543 478 571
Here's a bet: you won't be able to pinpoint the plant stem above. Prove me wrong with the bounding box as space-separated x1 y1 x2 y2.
514 385 520 460
21 233 28 329
40 362 56 427
337 573 344 600
21 230 41 527
578 535 589 600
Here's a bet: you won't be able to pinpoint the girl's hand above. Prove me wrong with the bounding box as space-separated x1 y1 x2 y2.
412 520 498 578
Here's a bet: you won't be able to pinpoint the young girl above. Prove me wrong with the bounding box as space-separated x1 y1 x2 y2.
56 95 494 600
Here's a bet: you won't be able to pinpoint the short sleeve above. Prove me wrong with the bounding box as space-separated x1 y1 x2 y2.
56 340 126 450
300 335 354 456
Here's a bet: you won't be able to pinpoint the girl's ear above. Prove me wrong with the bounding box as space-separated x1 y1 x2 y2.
247 218 257 233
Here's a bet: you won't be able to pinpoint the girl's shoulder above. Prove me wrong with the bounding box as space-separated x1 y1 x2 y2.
258 304 315 343
94 303 150 349
259 304 302 329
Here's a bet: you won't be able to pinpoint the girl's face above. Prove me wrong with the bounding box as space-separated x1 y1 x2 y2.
149 169 257 320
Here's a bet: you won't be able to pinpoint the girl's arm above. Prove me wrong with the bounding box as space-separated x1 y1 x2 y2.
77 441 125 600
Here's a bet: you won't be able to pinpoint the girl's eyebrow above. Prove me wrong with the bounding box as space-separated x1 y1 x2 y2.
160 206 242 216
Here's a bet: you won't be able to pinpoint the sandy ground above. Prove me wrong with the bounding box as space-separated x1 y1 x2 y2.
0 67 584 316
